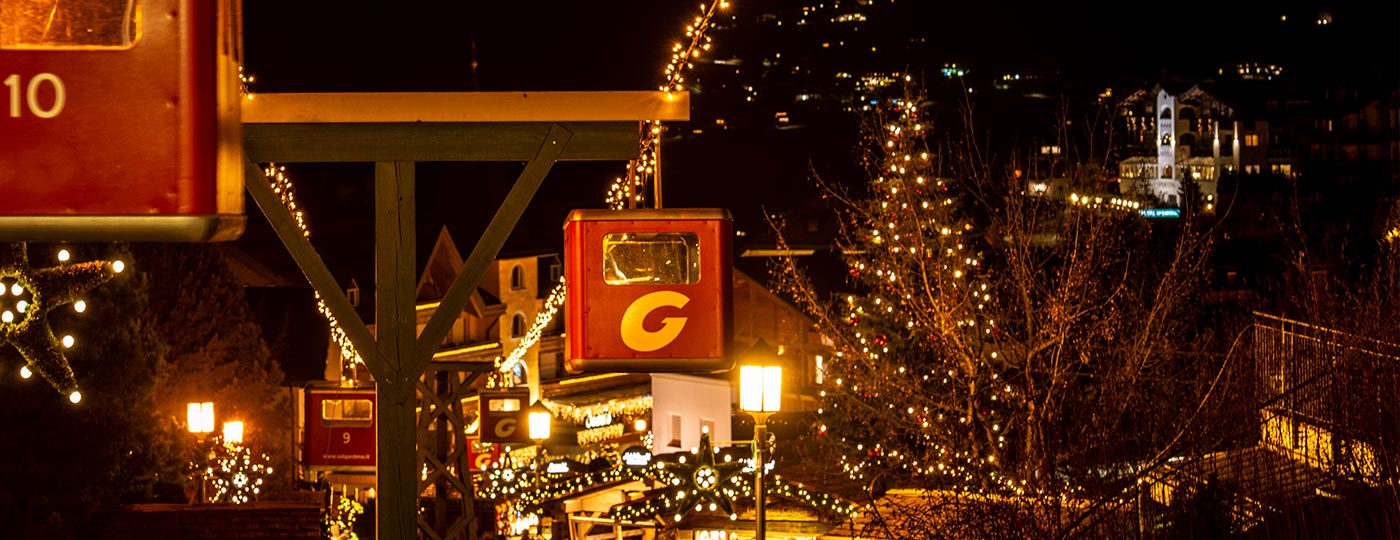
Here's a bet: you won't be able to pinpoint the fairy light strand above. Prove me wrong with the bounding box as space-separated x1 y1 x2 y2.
606 0 730 209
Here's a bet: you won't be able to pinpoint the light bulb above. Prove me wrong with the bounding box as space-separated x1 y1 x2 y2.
69 391 81 404
16 300 27 313
1 311 11 323
57 249 70 262
9 283 20 296
112 260 125 273
62 335 74 348
73 300 85 313
19 366 31 379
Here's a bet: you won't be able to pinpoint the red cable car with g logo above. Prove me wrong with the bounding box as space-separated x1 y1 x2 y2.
563 209 732 373
0 0 244 242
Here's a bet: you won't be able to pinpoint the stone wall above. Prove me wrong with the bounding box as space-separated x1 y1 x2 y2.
87 503 322 540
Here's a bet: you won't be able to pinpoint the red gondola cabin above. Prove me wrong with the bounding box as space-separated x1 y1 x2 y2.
304 387 376 470
563 209 733 373
0 0 244 242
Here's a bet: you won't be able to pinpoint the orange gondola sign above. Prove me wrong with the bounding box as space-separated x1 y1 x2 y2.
563 208 733 373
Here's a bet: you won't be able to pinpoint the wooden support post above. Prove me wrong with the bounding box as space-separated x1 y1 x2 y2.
375 161 420 540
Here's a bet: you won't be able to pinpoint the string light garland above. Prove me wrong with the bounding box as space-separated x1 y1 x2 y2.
0 243 123 403
606 0 731 209
479 429 857 523
494 280 566 385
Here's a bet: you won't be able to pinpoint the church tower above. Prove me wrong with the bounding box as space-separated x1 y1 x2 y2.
1155 89 1181 205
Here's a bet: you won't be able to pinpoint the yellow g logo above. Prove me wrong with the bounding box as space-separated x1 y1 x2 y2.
620 291 690 352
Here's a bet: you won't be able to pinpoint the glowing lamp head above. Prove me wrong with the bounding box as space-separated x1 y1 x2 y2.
634 418 648 432
223 420 244 445
19 365 32 379
527 401 552 442
739 365 782 413
187 402 214 434
57 249 70 262
738 339 783 413
111 260 125 274
69 390 82 404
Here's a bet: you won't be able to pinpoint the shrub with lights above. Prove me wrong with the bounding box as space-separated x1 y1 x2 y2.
205 435 273 504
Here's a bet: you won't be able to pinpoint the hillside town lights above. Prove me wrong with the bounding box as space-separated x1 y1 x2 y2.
739 340 782 540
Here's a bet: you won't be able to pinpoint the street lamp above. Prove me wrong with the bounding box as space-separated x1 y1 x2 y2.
223 420 244 446
187 402 215 434
187 401 214 503
739 340 782 540
527 401 552 539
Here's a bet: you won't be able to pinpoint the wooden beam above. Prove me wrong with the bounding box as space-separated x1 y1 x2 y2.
242 91 689 124
243 121 638 162
412 123 573 373
243 160 389 383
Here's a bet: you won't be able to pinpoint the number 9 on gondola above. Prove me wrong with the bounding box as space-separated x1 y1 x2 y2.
563 209 733 373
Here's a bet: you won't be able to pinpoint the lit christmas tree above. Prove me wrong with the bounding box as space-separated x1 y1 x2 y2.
777 86 1215 512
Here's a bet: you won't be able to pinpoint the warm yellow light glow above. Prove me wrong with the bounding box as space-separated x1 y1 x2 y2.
61 335 74 348
73 300 86 313
740 365 783 413
528 402 552 442
223 420 245 445
635 418 648 432
188 402 215 433
57 249 70 262
19 366 31 379
69 391 82 404
112 260 125 273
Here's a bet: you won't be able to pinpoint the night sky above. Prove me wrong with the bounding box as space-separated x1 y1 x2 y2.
233 0 1399 299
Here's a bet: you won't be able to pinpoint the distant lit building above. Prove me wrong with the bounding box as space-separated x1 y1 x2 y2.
1117 85 1233 209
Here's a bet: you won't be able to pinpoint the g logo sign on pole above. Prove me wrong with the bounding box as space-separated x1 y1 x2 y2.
621 291 690 352
564 209 733 373
493 418 518 440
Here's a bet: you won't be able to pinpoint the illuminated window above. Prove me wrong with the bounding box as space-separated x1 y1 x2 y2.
322 399 373 426
1161 134 1173 146
1244 134 1260 147
510 265 526 290
488 397 521 412
603 232 700 285
1 0 142 49
814 354 826 384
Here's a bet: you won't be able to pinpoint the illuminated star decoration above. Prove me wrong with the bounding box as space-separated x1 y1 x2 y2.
610 429 749 523
0 243 123 403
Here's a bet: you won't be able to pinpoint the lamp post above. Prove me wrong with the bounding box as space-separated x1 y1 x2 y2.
739 341 782 540
527 401 552 539
187 401 214 503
